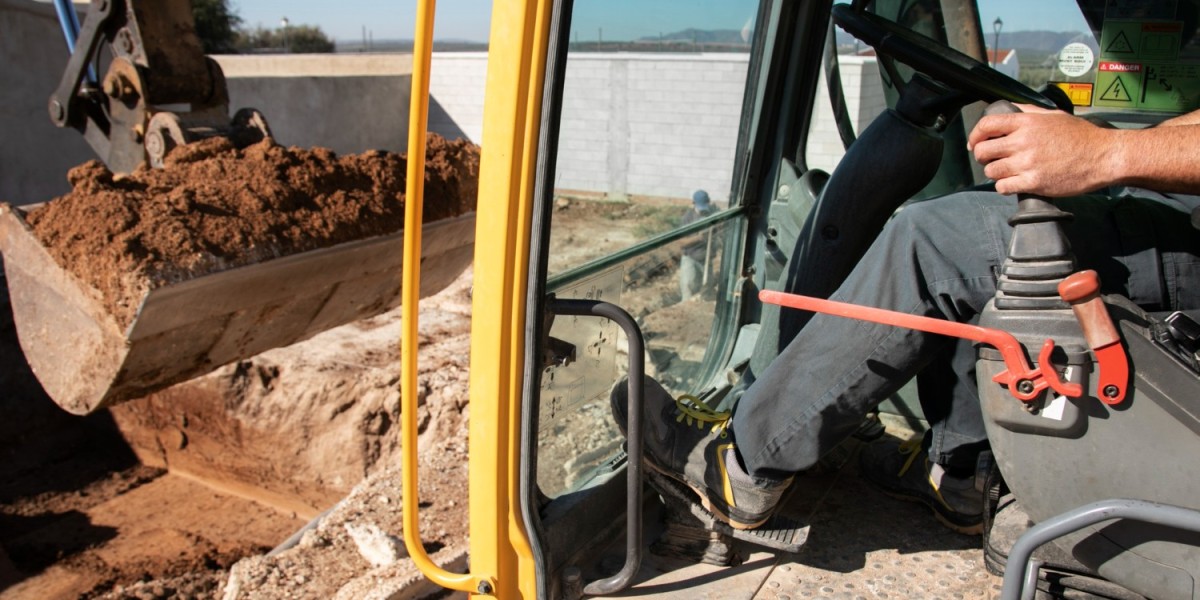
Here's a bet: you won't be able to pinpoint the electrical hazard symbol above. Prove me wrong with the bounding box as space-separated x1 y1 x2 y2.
1096 60 1144 108
1100 76 1134 101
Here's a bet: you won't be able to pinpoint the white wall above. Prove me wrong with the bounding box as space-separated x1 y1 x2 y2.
428 53 488 144
555 54 749 203
424 52 888 203
0 0 95 204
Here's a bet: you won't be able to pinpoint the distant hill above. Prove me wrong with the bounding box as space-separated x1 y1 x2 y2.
834 27 1091 57
335 39 488 53
998 31 1090 54
640 28 749 45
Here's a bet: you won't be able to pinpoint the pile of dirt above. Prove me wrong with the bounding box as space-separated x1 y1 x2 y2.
24 134 479 327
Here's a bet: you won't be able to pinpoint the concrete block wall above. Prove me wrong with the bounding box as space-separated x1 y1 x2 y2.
428 53 488 143
556 54 750 204
1 0 96 204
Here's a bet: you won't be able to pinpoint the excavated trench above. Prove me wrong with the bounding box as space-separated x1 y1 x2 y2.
0 272 478 599
0 137 480 599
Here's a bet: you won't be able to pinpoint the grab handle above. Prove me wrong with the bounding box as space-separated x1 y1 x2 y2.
546 298 646 596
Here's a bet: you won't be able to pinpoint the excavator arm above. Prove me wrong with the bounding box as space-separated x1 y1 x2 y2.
47 0 269 173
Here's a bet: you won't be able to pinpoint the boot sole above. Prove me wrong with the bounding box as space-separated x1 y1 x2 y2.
643 458 772 531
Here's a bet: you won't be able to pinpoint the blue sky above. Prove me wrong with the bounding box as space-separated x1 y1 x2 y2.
235 0 491 42
235 0 1090 44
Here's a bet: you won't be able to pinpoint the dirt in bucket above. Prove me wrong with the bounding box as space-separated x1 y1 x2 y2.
24 134 479 327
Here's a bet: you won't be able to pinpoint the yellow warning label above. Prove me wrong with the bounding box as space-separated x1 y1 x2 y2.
1053 82 1095 106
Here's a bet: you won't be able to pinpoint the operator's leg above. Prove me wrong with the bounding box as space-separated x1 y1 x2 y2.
733 191 1013 479
612 189 1200 531
917 337 988 474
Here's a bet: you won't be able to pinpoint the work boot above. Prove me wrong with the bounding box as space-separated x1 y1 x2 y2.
610 376 792 530
859 438 983 535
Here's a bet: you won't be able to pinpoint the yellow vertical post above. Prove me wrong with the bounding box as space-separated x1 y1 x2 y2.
400 0 480 594
401 0 550 595
467 0 552 596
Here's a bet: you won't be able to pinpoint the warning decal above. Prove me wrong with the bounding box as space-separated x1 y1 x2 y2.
1094 12 1199 111
1100 76 1134 101
1105 30 1135 54
1053 82 1095 106
1095 61 1144 106
1099 19 1182 62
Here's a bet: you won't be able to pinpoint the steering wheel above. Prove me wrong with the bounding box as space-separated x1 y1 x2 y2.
832 4 1057 110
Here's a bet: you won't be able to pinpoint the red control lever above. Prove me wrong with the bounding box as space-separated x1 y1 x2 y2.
1058 270 1129 404
759 290 1082 402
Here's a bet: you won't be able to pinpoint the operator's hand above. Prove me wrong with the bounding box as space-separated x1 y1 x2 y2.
968 108 1116 197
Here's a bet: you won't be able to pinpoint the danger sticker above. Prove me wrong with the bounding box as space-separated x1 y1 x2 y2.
1100 61 1142 72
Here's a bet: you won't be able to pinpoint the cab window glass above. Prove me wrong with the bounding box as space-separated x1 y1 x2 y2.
808 0 1200 175
538 0 759 499
977 0 1200 116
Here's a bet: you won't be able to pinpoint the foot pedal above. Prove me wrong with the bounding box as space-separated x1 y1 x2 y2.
646 470 809 555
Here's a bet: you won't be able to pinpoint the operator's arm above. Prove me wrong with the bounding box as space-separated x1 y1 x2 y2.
1157 108 1200 127
968 108 1200 197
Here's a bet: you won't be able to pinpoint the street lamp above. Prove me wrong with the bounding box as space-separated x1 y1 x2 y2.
281 17 290 53
992 17 1003 68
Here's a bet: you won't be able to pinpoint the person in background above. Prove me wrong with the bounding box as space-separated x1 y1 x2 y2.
679 190 718 301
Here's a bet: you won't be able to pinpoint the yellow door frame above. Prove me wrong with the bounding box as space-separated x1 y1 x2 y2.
401 0 552 596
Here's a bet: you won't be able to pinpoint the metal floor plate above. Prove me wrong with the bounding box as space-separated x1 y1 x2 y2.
617 428 1004 599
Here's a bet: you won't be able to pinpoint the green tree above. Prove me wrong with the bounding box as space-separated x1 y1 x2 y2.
191 0 242 54
234 23 336 54
284 25 335 53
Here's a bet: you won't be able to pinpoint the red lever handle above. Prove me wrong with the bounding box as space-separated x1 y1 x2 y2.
758 290 1082 402
1058 270 1128 404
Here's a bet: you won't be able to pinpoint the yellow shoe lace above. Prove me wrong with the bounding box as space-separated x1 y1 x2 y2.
895 437 954 511
895 437 924 478
673 394 731 438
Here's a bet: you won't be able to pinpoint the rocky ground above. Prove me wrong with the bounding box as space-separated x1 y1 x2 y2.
0 268 474 599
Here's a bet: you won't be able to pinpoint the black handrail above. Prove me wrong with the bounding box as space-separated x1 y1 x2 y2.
545 298 645 596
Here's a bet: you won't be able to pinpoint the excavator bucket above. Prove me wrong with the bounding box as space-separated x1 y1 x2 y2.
0 204 474 415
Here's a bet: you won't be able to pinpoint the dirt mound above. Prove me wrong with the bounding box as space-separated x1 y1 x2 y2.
25 134 479 327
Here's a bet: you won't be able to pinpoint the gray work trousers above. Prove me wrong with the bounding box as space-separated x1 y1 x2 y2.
734 190 1200 480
